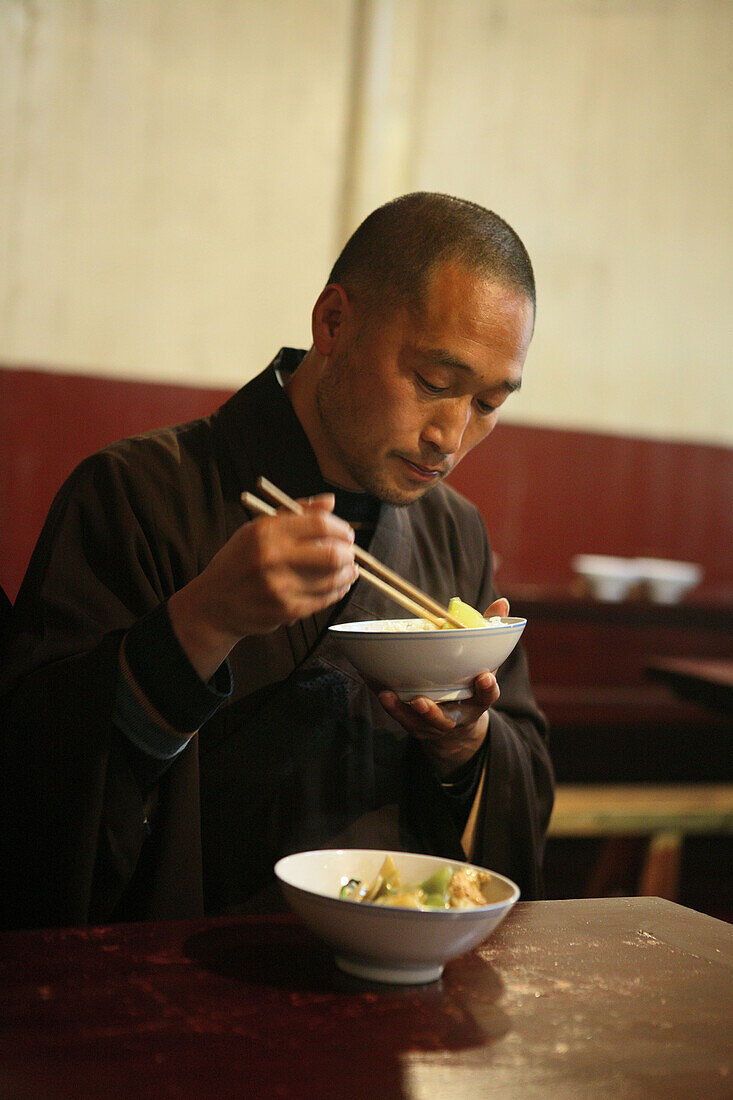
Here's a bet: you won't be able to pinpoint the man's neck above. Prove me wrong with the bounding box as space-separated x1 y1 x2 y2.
283 347 360 491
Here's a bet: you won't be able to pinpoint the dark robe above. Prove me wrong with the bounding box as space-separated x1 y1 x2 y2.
0 352 554 929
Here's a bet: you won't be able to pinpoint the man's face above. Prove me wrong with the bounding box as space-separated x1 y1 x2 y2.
314 262 535 506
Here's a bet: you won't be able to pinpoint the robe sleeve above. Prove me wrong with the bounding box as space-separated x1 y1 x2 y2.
399 641 553 901
0 449 208 929
400 496 554 899
473 517 555 898
476 645 555 898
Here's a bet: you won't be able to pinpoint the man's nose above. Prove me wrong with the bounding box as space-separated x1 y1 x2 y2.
421 400 471 456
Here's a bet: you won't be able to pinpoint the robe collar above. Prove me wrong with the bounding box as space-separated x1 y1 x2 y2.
215 348 325 502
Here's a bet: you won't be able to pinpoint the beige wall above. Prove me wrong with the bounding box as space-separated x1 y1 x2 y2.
1 0 731 445
408 0 732 445
0 0 355 384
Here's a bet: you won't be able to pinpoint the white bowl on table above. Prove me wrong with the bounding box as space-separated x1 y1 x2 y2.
275 848 520 984
634 558 703 604
328 616 527 702
571 554 639 602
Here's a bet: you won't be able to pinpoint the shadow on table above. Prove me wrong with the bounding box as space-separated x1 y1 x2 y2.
184 920 511 1052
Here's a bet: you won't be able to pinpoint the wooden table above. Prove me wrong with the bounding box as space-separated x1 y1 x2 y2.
646 656 733 716
549 784 733 900
550 784 733 838
1 898 731 1098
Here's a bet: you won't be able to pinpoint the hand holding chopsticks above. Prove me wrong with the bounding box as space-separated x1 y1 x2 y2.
241 477 465 628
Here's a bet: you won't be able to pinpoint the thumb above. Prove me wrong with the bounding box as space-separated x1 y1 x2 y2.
484 596 510 618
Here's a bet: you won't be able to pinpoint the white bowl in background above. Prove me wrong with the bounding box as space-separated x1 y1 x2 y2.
635 558 703 604
570 554 640 602
328 616 527 702
275 848 520 984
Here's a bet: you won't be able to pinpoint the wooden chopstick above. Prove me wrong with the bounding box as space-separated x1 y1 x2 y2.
244 477 465 629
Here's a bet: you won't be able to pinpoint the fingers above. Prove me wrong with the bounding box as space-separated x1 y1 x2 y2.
251 512 357 593
379 687 490 778
201 502 359 634
379 690 458 733
473 670 500 706
249 517 357 611
378 668 500 734
250 508 354 558
247 496 358 594
274 504 355 544
299 492 337 513
172 492 359 668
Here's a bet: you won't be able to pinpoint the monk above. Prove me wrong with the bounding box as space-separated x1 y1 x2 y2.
0 192 553 928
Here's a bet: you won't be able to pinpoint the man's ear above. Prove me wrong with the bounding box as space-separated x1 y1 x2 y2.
312 284 350 355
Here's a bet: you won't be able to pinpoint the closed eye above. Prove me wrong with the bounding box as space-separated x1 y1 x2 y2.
416 373 448 395
418 372 496 414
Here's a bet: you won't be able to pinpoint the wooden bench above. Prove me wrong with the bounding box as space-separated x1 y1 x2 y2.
548 784 733 901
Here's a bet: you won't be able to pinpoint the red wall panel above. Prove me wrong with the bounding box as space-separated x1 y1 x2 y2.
1 366 731 604
0 367 232 601
448 421 733 597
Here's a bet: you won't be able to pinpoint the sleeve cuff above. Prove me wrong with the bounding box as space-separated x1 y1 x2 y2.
439 737 489 833
113 601 232 761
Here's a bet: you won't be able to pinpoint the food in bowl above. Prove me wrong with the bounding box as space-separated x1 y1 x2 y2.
339 853 494 910
372 613 505 633
355 597 503 632
440 596 496 629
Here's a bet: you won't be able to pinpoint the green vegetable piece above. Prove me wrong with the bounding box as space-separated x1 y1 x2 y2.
422 893 450 909
420 866 452 898
340 879 361 899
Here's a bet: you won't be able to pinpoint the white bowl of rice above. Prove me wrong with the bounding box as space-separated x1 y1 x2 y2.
328 615 526 701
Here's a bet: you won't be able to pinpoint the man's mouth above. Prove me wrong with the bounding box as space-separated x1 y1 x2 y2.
399 456 448 481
